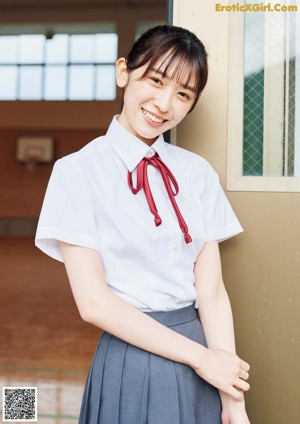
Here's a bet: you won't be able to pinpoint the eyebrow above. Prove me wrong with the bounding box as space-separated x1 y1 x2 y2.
149 68 198 93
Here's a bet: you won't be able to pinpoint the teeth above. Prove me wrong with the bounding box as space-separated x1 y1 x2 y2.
142 109 164 123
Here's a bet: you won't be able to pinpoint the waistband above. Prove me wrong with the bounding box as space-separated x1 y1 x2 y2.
143 304 198 327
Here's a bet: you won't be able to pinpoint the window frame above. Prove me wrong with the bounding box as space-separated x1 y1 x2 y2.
0 23 118 102
227 9 300 192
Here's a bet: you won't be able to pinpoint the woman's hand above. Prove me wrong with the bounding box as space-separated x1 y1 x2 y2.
192 347 250 400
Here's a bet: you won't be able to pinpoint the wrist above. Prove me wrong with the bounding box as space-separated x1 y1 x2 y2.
220 390 246 411
186 341 208 370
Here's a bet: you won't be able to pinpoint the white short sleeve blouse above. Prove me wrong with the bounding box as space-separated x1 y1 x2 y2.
35 116 243 312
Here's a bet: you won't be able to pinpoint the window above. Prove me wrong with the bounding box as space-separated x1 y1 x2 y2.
227 5 300 191
0 31 118 101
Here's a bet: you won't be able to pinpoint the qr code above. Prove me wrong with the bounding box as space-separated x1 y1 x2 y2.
2 387 37 422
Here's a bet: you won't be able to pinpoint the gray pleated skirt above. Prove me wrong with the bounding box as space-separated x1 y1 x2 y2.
79 304 221 424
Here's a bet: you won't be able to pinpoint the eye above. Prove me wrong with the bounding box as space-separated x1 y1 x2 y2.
178 92 191 100
150 76 162 85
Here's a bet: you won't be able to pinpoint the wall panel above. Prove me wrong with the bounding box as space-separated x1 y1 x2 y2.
173 1 300 423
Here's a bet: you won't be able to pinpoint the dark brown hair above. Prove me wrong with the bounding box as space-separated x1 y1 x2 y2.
126 25 208 112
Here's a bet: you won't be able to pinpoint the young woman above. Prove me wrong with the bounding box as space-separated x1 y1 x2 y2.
35 25 251 424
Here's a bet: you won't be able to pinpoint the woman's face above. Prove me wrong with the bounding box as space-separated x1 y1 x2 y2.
116 56 197 145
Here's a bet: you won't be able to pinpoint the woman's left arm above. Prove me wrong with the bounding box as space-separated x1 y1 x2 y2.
194 241 251 424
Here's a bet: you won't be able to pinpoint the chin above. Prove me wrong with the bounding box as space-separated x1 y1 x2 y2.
136 128 160 141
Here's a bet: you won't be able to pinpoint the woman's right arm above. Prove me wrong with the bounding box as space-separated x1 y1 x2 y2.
60 241 249 400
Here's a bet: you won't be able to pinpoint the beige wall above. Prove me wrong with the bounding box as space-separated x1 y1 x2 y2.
173 1 300 423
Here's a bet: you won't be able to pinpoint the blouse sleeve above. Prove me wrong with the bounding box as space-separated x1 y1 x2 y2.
35 158 100 262
201 162 243 242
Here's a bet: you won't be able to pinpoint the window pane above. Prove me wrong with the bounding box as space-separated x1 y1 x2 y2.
69 65 94 100
0 66 18 99
95 34 118 63
46 34 69 64
0 36 18 64
243 12 265 176
70 35 94 63
295 11 300 176
44 66 67 100
0 30 118 101
96 65 116 100
19 35 45 64
243 10 300 178
19 66 43 99
243 65 264 178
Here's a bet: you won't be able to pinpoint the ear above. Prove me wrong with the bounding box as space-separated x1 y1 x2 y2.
116 58 129 88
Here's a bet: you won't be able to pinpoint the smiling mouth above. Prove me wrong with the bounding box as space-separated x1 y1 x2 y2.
142 108 167 124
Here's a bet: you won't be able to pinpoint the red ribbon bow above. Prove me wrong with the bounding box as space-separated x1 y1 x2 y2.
128 152 192 244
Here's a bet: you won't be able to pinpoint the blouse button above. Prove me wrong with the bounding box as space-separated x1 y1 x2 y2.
145 148 156 158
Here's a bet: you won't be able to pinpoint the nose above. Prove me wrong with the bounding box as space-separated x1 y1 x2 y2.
154 88 173 113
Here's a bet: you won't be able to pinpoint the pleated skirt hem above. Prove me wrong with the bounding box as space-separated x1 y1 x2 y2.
79 305 221 424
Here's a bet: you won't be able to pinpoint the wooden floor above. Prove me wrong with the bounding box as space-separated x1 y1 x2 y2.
0 236 101 423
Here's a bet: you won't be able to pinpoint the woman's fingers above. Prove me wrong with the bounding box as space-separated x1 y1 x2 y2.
227 387 244 401
234 378 250 392
241 359 250 372
239 369 249 380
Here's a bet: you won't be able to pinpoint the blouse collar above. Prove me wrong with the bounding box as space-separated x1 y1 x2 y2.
106 115 168 172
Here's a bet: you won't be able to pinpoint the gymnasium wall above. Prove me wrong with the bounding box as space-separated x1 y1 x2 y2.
0 1 165 223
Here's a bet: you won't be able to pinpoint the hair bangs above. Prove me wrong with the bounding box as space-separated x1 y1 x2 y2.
141 46 200 93
160 49 201 93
